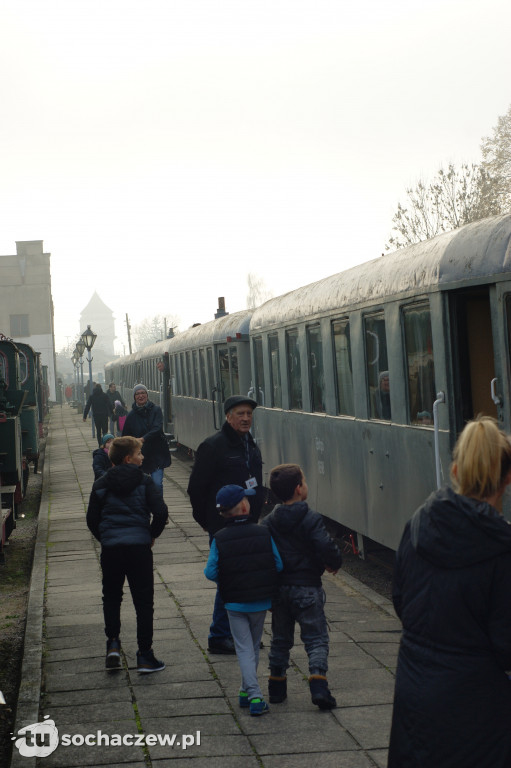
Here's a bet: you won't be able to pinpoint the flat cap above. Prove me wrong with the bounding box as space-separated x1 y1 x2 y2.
224 395 257 414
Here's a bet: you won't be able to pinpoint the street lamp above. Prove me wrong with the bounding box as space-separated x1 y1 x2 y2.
75 338 86 410
81 325 97 438
71 353 78 403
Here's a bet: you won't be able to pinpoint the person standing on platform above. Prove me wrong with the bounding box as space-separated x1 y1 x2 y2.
106 382 126 435
388 415 511 768
83 383 113 447
92 433 114 480
205 484 283 716
122 384 171 489
188 395 263 655
262 463 342 710
86 436 168 673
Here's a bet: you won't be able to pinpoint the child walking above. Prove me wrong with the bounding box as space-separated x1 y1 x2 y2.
86 436 168 672
204 484 283 716
262 463 343 709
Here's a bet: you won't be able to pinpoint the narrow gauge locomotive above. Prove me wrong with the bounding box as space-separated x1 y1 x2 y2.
105 213 511 551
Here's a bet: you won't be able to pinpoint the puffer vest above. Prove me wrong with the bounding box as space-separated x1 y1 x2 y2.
215 519 277 604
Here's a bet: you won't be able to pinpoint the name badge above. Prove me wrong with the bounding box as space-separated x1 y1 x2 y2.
246 477 258 489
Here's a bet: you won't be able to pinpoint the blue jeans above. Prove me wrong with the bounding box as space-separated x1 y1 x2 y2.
151 468 164 489
227 609 266 700
269 585 329 675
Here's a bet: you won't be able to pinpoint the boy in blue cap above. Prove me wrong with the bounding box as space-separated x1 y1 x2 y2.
204 484 283 716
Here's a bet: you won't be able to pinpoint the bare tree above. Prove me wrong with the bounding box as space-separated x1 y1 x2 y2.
481 103 511 212
386 163 501 251
132 314 180 351
246 273 273 309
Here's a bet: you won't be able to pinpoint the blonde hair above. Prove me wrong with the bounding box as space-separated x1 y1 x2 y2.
451 415 511 500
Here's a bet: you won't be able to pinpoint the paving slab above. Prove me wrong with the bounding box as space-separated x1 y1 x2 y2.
10 404 400 768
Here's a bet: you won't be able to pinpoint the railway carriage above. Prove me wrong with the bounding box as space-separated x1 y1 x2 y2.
106 213 511 551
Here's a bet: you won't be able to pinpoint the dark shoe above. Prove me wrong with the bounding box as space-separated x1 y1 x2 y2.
249 698 270 716
105 638 121 669
309 675 336 710
268 675 287 703
137 649 165 674
208 637 236 655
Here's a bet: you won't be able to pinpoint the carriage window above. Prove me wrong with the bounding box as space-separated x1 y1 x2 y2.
0 351 7 385
207 348 214 398
365 313 391 420
253 337 265 405
199 349 207 399
230 346 240 395
19 351 28 384
332 319 354 416
307 326 325 413
269 334 282 408
192 351 200 396
403 305 436 426
286 329 302 410
218 347 231 400
186 352 193 396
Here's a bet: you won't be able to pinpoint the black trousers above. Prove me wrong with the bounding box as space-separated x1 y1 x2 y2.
100 544 154 652
94 414 109 447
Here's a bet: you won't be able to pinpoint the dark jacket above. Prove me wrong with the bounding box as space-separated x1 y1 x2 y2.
86 463 168 547
214 517 277 603
83 388 112 420
388 486 511 768
92 447 112 480
122 400 171 474
106 388 126 409
261 501 342 586
187 421 263 534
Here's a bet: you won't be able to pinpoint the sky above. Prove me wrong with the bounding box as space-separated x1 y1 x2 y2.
1 0 510 354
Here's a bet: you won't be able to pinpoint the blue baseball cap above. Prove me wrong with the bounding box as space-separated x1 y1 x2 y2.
216 484 256 510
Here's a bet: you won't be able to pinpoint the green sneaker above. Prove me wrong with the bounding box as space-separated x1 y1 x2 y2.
249 698 270 716
239 691 249 708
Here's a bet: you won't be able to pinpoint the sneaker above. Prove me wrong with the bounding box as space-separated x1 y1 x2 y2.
105 638 121 669
239 690 250 708
136 649 165 674
249 698 270 716
207 637 236 655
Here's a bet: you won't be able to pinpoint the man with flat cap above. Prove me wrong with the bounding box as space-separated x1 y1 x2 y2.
188 394 263 654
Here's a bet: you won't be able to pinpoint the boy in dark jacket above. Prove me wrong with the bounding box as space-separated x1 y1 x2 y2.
92 433 114 480
262 463 343 709
205 485 283 716
87 436 168 673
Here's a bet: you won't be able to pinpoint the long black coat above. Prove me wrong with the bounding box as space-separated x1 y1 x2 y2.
83 389 112 420
388 486 511 768
187 421 263 534
122 401 171 474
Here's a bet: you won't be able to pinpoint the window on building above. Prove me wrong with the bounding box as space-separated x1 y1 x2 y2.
332 319 354 415
403 304 436 426
307 325 325 413
253 337 265 405
269 334 282 408
10 314 29 337
365 313 391 420
286 329 302 410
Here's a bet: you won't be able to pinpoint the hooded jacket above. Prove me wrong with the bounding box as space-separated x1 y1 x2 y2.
86 463 168 547
83 388 112 420
261 501 342 586
388 486 511 768
122 400 171 473
92 447 112 480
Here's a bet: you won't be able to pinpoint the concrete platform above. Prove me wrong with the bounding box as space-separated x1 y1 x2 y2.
11 404 400 767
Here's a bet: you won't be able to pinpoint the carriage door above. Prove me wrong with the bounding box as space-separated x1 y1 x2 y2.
449 287 501 432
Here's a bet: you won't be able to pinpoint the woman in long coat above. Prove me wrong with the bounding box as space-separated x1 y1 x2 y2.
388 416 511 768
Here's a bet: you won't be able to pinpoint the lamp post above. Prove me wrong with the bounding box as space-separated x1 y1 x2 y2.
81 325 97 438
75 338 86 411
71 354 78 404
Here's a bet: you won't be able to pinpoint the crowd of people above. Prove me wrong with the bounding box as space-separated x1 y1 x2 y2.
83 380 511 762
